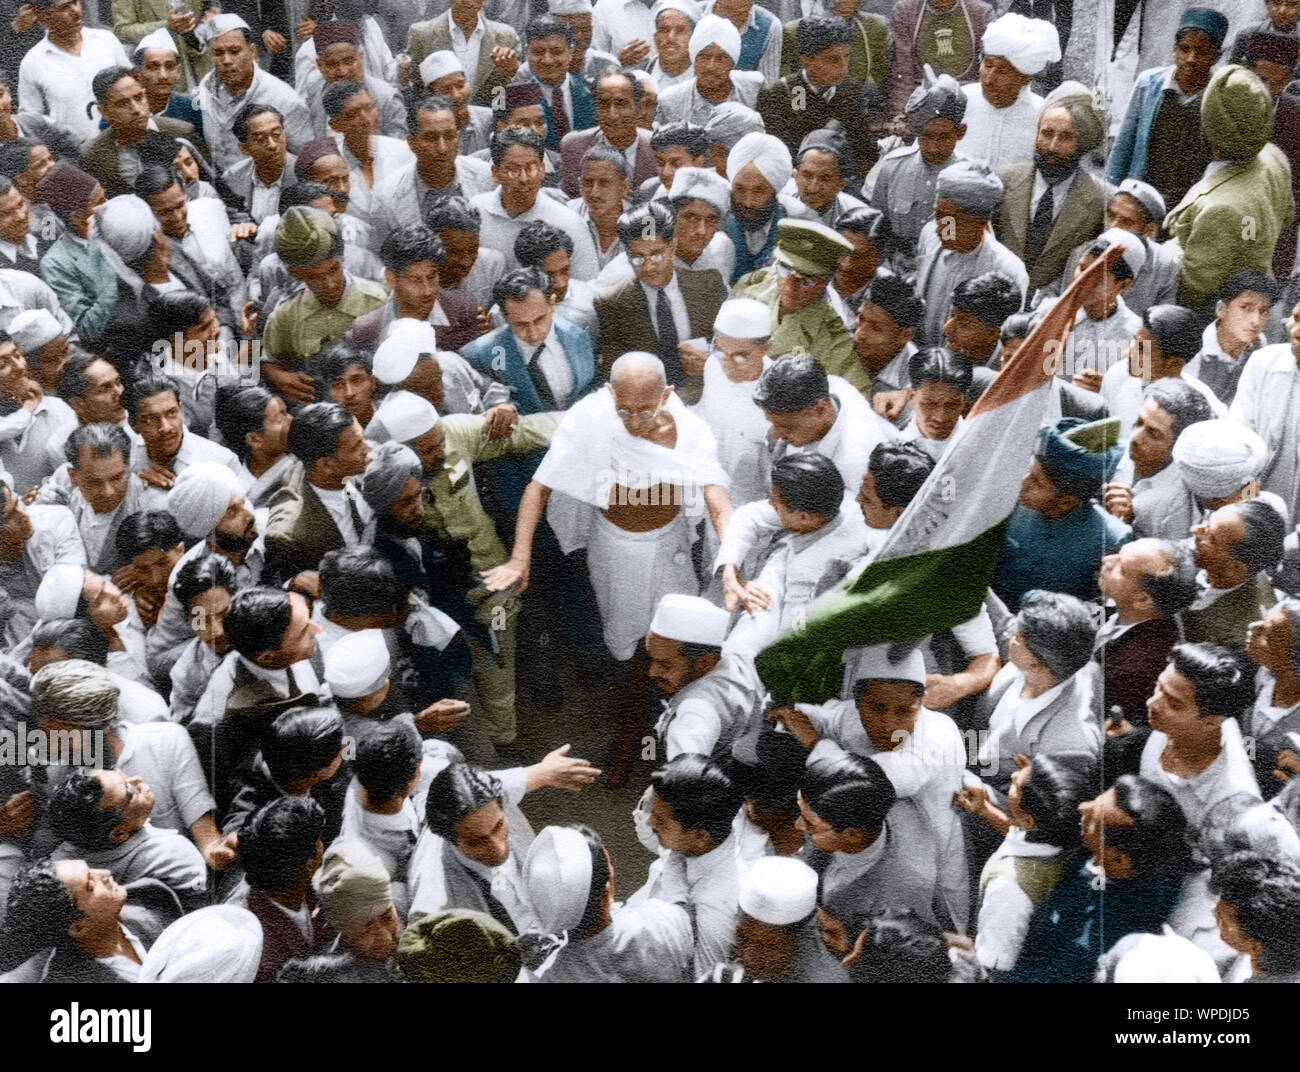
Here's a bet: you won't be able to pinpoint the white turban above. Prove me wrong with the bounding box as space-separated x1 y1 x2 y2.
96 195 158 268
668 165 730 216
649 593 730 647
714 297 771 340
134 27 178 57
727 132 793 197
323 629 391 699
842 643 927 690
6 309 63 354
167 462 245 538
315 841 394 930
140 906 263 983
739 857 818 925
704 101 763 151
198 12 250 48
549 0 593 13
35 564 85 621
690 13 741 64
420 50 464 87
981 13 1062 77
374 319 438 385
1109 932 1220 984
653 0 700 28
1172 420 1267 499
524 826 595 934
367 390 439 444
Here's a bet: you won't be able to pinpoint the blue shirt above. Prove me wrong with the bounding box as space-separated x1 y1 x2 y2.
992 502 1131 612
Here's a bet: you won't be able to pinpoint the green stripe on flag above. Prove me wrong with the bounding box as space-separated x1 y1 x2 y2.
756 518 1011 704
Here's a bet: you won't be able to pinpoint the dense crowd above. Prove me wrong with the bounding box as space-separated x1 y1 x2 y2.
0 0 1296 985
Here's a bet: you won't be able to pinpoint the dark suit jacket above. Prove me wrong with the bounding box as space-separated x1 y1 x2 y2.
461 313 596 415
406 13 520 107
247 887 333 983
594 269 728 405
42 880 183 983
1096 615 1179 727
757 71 879 178
263 459 346 585
994 162 1106 292
223 152 297 217
81 116 199 197
559 127 656 199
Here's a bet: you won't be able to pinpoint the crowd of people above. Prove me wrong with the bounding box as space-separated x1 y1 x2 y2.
0 0 1295 985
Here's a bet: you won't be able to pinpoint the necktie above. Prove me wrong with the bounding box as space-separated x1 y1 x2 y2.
468 869 519 935
344 485 366 544
526 342 559 410
549 81 570 146
655 286 683 385
1025 182 1055 270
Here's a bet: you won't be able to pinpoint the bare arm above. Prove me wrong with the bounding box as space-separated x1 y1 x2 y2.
480 480 551 593
703 483 732 544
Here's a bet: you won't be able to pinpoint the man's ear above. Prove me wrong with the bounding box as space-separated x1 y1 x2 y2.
109 821 131 846
67 915 89 943
954 124 967 140
692 650 721 677
838 826 875 853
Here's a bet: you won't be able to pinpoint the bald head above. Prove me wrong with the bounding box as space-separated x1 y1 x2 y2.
608 352 669 432
610 351 667 390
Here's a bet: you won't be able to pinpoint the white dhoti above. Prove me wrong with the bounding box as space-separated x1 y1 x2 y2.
587 509 700 661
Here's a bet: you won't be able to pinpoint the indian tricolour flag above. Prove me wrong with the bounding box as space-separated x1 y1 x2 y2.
755 246 1124 704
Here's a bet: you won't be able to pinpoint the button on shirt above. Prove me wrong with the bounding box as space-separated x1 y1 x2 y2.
450 15 487 94
517 327 575 410
17 30 130 143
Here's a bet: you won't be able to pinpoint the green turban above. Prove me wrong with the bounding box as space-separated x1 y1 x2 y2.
275 205 342 267
1201 65 1275 161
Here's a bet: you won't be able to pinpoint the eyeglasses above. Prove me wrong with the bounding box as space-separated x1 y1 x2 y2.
615 397 664 425
500 161 544 180
775 263 826 289
628 250 670 268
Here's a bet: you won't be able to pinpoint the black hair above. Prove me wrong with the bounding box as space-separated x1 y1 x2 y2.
1168 642 1255 721
950 271 1023 328
728 729 807 821
795 135 854 184
797 13 853 55
771 452 843 520
30 618 109 665
652 122 708 157
425 762 504 841
1137 538 1200 617
279 181 337 213
907 346 972 393
124 372 180 428
846 907 950 984
353 715 422 804
63 421 131 469
1000 310 1035 342
800 752 895 835
133 163 181 202
47 769 121 850
1014 589 1098 682
288 401 355 468
1209 850 1300 975
224 587 294 661
263 706 344 787
1086 238 1135 283
835 204 892 248
0 859 81 962
233 103 284 146
580 143 631 181
379 224 446 272
319 548 411 618
490 127 545 168
423 193 481 233
1018 753 1095 847
240 796 327 893
173 551 238 610
406 92 458 136
492 265 553 309
313 340 373 391
322 78 368 120
856 268 925 334
572 824 610 936
147 290 213 341
617 200 677 247
1108 774 1192 875
515 220 574 267
596 67 642 107
752 353 830 413
113 510 182 561
650 753 742 847
91 65 137 107
0 140 38 183
1228 499 1287 574
1218 268 1281 306
214 385 274 464
868 441 935 509
136 131 184 172
526 15 576 48
1142 303 1203 364
1141 378 1213 443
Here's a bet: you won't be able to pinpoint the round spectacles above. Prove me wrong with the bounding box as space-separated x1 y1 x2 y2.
500 161 544 180
616 398 664 425
628 250 670 268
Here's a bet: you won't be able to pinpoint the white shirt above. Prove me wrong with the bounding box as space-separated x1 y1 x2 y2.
959 82 1043 174
18 29 130 143
450 14 487 93
0 233 39 266
591 0 655 57
312 481 373 546
514 326 575 410
471 188 602 281
641 276 689 341
1030 169 1077 222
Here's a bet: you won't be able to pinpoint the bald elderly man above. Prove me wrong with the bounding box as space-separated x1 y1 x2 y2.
483 351 732 666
